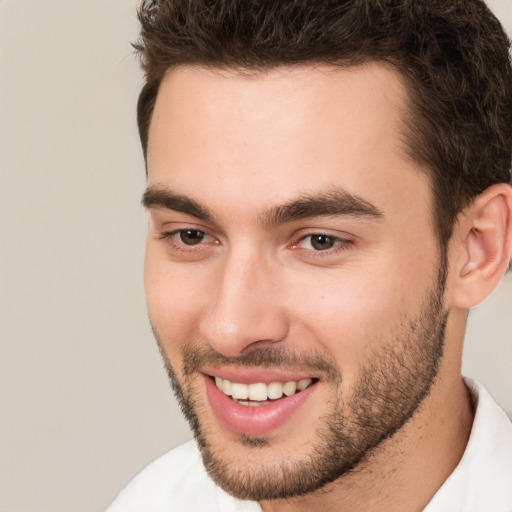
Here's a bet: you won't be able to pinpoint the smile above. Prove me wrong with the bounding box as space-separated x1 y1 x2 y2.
213 376 314 405
204 372 319 436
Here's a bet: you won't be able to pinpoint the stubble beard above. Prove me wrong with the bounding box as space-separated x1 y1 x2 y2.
154 267 447 502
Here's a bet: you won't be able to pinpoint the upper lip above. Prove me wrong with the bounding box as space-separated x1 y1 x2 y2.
202 366 316 384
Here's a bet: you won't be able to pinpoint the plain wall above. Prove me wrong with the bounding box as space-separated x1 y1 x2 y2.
0 1 510 511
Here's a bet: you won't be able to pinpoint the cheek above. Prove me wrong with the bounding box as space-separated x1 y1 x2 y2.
287 255 434 372
144 245 206 348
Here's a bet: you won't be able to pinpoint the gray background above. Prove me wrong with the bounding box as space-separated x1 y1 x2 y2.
0 1 510 511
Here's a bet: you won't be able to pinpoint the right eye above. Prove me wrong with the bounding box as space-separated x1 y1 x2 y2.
159 227 218 254
173 229 211 246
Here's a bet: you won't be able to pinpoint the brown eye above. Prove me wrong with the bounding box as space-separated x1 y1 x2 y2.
179 230 206 245
309 234 336 251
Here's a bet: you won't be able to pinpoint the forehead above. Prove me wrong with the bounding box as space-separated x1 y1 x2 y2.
147 63 430 223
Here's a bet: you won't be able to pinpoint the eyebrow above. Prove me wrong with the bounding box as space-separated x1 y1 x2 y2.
261 190 384 226
142 187 214 222
142 186 384 226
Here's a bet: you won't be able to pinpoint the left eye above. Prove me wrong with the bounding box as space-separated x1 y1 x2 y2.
174 229 212 245
299 234 344 251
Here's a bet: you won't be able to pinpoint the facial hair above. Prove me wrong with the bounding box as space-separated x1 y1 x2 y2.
154 268 447 501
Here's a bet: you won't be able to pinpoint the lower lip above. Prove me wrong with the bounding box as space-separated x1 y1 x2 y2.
204 375 317 437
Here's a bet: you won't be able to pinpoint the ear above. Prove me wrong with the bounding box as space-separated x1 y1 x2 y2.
449 183 512 309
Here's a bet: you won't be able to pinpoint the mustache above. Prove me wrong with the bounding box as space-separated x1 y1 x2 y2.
150 322 342 382
179 343 341 382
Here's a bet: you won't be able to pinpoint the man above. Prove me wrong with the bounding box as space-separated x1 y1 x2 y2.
107 0 512 510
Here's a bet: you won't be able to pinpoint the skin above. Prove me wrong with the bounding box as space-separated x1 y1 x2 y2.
144 63 475 511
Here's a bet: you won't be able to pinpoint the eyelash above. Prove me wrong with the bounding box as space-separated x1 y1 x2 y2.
159 229 216 254
293 234 354 255
159 229 354 257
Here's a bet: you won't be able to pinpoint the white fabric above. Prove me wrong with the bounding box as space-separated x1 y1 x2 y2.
105 440 259 512
424 379 512 512
106 380 512 512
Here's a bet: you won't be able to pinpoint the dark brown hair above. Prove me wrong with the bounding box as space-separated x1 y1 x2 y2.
134 0 512 247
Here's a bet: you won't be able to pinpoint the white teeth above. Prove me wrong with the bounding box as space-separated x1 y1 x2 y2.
231 382 249 400
297 378 313 391
222 379 232 395
283 381 297 396
268 382 284 399
213 376 314 403
237 400 264 407
249 382 268 401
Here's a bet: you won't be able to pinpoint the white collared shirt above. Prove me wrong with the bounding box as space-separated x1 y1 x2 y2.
424 379 512 512
106 379 512 512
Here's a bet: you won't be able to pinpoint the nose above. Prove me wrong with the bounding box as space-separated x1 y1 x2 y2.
198 248 290 357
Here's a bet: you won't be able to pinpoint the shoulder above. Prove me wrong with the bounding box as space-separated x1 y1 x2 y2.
105 440 260 512
462 379 512 491
425 378 512 512
105 440 204 512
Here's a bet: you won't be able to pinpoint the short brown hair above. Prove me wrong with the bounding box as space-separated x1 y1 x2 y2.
134 0 512 247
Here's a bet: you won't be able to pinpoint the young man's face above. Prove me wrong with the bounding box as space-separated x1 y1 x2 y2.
144 63 448 500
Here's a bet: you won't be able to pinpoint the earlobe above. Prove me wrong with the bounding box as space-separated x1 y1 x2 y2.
451 183 512 309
